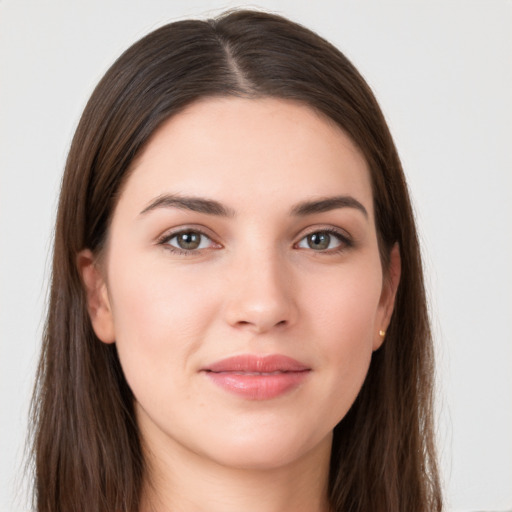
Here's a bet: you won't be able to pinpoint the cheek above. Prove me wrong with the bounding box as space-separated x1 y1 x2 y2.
108 253 216 339
105 256 220 396
303 262 382 412
306 261 383 346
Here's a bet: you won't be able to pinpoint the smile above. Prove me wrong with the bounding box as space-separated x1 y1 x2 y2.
214 371 292 376
201 355 311 400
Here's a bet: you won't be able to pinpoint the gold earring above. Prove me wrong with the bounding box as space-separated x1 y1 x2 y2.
379 330 386 338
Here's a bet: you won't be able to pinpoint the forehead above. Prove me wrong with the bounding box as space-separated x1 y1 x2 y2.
119 97 374 219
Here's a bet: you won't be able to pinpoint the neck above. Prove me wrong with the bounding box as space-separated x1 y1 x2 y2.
139 425 332 512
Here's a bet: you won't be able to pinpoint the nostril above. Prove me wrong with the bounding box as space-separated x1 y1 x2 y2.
225 291 298 332
233 318 288 332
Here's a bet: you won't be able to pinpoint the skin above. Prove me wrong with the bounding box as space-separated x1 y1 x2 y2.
79 97 400 512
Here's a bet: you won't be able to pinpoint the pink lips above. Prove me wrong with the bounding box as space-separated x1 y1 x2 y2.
202 354 311 400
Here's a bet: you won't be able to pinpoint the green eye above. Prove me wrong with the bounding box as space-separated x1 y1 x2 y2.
297 230 348 252
306 232 331 250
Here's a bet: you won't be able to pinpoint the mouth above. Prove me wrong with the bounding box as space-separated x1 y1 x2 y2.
201 354 311 400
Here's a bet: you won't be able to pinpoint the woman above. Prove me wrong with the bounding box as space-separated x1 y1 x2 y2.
30 9 442 512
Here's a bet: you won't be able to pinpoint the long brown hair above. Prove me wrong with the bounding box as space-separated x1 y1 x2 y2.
30 9 442 512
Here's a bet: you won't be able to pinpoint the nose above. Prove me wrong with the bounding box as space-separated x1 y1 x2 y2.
223 250 298 334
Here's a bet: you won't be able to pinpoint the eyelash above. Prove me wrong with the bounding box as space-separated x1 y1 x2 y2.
157 227 353 256
157 228 219 256
295 227 353 254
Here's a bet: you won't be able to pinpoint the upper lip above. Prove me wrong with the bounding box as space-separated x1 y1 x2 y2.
202 354 311 373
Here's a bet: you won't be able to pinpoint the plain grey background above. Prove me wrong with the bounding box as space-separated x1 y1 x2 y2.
1 1 511 511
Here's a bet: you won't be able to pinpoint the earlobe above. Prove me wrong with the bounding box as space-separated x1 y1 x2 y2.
77 249 116 344
374 243 401 351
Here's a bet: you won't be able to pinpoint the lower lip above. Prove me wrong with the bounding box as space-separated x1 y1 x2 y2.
204 371 310 400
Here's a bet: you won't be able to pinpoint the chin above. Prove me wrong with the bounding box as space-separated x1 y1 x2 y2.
199 423 333 471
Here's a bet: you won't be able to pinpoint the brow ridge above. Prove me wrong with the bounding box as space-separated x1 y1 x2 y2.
139 194 235 217
291 196 368 218
139 193 367 219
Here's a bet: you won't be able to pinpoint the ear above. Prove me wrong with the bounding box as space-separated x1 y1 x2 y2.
77 249 116 344
373 243 401 351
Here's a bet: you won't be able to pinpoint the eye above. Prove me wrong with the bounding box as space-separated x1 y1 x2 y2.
161 229 218 253
296 229 350 252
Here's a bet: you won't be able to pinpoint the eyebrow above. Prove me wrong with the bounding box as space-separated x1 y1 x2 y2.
291 196 368 218
139 193 368 219
140 194 236 217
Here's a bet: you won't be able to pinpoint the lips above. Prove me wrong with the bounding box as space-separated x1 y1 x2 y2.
201 354 311 400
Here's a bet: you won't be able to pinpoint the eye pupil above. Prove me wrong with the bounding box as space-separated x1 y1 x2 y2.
177 232 201 250
307 232 330 250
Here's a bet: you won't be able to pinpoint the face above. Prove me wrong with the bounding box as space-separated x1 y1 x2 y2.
80 97 399 472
